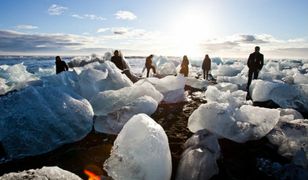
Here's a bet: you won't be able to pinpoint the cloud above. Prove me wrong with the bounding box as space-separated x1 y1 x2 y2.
71 14 106 21
48 4 68 16
115 10 137 20
0 30 89 52
97 28 109 33
111 27 130 35
16 25 38 30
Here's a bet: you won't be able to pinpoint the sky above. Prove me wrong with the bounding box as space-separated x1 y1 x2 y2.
0 0 307 58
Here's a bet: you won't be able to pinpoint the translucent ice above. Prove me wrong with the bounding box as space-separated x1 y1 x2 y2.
188 102 280 143
249 80 308 112
0 63 38 94
267 119 308 158
104 114 172 180
152 56 177 76
0 166 82 180
176 130 220 180
136 75 186 103
0 86 93 160
185 77 211 90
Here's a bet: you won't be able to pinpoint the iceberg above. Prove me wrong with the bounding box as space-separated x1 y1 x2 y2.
176 130 220 180
136 75 186 103
104 114 172 180
0 166 82 180
188 102 280 143
0 63 38 94
249 80 308 113
0 86 93 160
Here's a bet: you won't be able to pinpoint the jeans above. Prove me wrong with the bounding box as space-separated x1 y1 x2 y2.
247 69 259 89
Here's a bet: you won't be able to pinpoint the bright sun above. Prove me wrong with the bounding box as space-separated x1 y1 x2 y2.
168 8 214 56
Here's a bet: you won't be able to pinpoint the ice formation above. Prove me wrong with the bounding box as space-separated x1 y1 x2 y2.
0 86 93 160
267 115 308 158
0 166 82 180
185 77 211 90
176 130 220 180
152 56 177 76
212 63 244 77
188 102 280 143
249 80 308 113
0 63 38 94
214 82 238 92
92 82 163 134
216 74 247 87
205 86 250 108
104 114 172 180
136 75 186 103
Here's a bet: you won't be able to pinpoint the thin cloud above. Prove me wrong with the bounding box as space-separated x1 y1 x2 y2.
97 28 109 33
48 4 68 16
111 27 129 35
115 10 137 20
71 14 106 21
16 25 38 30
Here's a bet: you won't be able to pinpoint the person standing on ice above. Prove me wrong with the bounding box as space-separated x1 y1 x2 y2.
55 56 68 74
145 54 156 77
179 55 189 77
246 46 264 90
111 50 127 71
202 54 211 80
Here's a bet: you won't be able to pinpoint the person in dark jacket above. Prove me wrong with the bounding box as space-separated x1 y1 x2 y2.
55 56 68 74
202 54 211 80
145 54 156 77
246 46 264 90
179 55 189 77
111 50 126 70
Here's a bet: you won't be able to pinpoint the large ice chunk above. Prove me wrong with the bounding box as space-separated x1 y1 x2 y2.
267 118 308 158
136 75 186 103
104 114 172 180
152 56 177 75
185 77 211 90
250 80 308 113
212 63 244 77
188 102 280 143
0 63 38 94
94 96 159 134
217 74 247 87
176 130 220 180
0 166 82 180
0 86 93 160
91 82 163 116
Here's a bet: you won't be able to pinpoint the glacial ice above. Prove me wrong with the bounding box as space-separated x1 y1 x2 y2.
205 86 250 108
104 114 172 180
212 63 244 77
91 81 163 116
0 86 93 160
267 109 308 158
216 74 247 87
185 77 211 90
176 130 220 180
136 75 186 103
0 63 38 94
152 56 177 75
91 81 162 134
214 82 238 92
0 166 82 180
249 80 308 113
188 102 280 143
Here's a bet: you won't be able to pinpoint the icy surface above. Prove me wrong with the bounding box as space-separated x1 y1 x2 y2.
212 63 244 77
0 86 93 160
250 80 308 112
176 130 220 180
152 56 177 75
267 118 308 158
185 77 211 90
188 102 280 143
205 86 250 108
136 75 186 103
94 95 159 134
0 63 38 94
0 166 82 180
104 114 172 180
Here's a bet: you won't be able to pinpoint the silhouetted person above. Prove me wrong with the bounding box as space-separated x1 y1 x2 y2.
246 46 264 90
179 55 189 77
55 56 68 74
111 50 126 70
202 54 211 80
145 54 156 77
